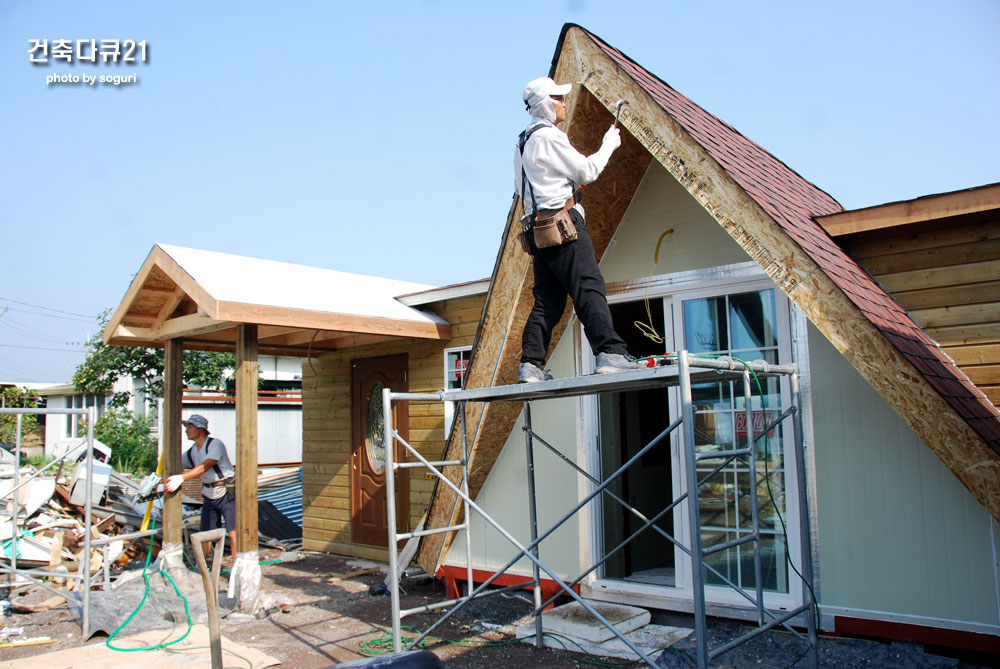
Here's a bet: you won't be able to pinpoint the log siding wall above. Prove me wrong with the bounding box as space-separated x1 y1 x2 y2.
300 294 484 560
838 211 1000 408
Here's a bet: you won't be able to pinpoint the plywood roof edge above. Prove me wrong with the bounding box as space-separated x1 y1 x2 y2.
153 244 220 317
817 182 1000 236
103 244 160 344
214 301 452 340
103 244 220 346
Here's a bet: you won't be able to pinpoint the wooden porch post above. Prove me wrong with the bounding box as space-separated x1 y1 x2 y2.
235 324 258 554
162 338 184 559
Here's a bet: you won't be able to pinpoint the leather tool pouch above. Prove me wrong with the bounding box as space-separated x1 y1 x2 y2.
224 477 236 502
532 207 578 249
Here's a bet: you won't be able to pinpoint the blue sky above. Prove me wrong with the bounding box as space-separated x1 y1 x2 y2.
1 1 997 382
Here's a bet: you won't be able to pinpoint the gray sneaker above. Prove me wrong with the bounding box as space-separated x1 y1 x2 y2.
595 352 644 374
518 362 554 383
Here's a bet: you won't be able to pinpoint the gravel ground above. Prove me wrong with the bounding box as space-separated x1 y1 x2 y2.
1 550 995 668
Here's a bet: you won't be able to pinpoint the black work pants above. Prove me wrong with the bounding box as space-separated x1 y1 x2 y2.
521 209 627 366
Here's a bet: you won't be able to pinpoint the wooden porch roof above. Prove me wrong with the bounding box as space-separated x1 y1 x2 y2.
104 244 451 355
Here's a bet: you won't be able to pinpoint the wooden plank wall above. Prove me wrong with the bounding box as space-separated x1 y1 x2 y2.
299 294 484 560
838 210 1000 407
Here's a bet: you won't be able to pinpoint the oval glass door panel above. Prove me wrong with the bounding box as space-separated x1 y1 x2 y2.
367 382 386 474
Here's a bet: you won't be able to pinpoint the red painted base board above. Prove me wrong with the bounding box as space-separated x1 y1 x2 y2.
834 616 999 655
437 565 581 607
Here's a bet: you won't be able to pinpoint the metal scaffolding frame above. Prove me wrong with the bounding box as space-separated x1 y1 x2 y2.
0 406 97 637
382 351 817 668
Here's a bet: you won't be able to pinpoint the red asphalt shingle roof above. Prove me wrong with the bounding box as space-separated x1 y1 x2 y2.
570 25 1000 455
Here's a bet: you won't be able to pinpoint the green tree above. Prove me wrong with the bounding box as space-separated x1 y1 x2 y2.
73 310 237 472
94 409 158 474
73 310 236 409
0 385 41 447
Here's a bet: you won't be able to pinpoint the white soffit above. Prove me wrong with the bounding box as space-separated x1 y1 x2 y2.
157 244 445 324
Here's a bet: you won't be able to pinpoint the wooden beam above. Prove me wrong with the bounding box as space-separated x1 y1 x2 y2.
162 339 184 551
154 286 187 324
256 326 305 342
235 324 258 557
216 302 452 340
817 183 1000 236
155 314 235 340
258 328 352 347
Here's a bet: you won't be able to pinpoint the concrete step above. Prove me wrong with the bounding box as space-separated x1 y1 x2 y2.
514 601 692 661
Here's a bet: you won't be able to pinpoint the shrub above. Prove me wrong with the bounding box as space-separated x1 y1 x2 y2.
0 386 41 448
95 410 158 475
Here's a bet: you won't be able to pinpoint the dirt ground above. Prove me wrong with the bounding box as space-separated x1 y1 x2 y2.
2 549 995 668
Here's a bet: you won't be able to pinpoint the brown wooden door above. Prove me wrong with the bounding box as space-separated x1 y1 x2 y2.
350 354 409 547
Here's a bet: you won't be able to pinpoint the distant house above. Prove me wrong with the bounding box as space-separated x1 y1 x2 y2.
0 381 61 454
35 356 304 465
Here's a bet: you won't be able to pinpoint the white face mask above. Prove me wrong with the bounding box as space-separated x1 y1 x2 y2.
526 94 557 123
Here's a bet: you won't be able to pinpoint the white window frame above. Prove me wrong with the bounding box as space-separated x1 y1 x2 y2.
442 346 472 435
580 264 803 613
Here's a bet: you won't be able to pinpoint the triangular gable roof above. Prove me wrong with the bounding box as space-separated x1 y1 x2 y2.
579 26 1000 454
105 244 451 355
419 24 1000 573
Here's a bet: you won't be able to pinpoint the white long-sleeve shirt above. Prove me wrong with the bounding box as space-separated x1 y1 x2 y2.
514 121 615 214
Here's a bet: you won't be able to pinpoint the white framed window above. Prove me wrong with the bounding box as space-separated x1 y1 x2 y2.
443 346 472 435
586 267 801 611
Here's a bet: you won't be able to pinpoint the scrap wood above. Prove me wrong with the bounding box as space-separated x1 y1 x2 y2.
90 514 115 536
325 566 380 582
0 636 55 648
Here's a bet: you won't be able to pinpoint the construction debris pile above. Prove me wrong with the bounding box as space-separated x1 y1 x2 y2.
1 448 302 608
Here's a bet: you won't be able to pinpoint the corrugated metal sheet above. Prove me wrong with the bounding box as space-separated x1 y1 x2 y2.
258 480 303 527
178 404 302 465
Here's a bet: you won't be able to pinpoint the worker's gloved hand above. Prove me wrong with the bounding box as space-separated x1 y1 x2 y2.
602 126 622 152
165 474 184 493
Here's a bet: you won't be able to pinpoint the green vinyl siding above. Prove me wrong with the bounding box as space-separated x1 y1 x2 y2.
446 332 582 577
600 164 748 283
809 321 998 625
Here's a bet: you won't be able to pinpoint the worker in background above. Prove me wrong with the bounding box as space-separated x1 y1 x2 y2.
164 414 237 556
515 76 642 383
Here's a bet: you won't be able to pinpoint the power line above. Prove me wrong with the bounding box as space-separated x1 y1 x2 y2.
0 343 87 353
0 305 96 323
0 317 76 345
0 297 95 319
0 351 68 381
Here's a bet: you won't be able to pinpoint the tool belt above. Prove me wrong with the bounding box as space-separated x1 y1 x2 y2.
518 197 578 254
206 476 237 502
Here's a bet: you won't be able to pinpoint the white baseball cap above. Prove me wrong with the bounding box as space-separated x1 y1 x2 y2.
522 77 572 107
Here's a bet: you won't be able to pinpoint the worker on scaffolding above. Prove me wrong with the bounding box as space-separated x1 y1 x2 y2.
164 414 237 556
515 77 642 383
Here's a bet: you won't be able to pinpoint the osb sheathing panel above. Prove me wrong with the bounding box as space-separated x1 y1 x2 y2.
417 64 652 574
418 27 1000 574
